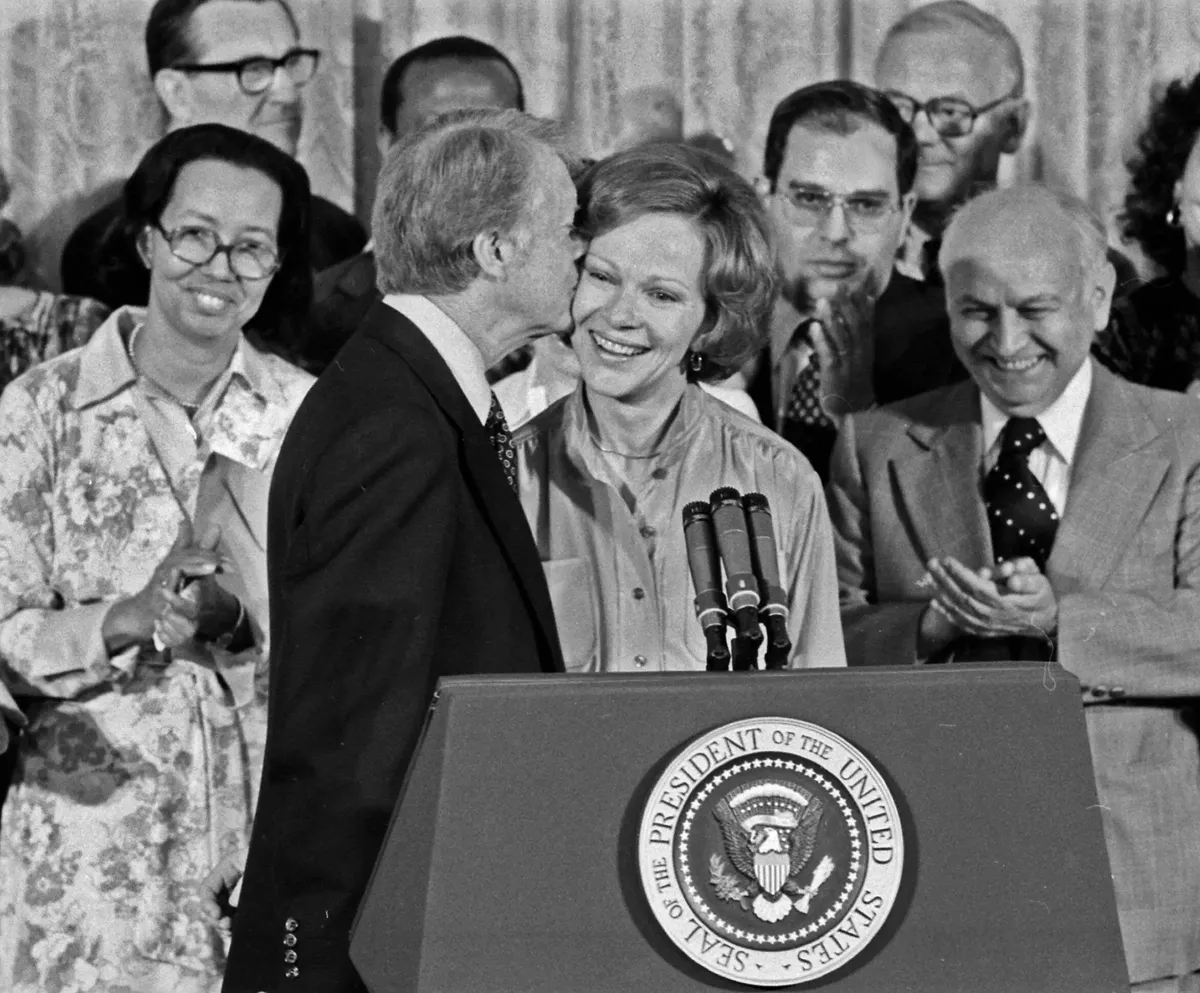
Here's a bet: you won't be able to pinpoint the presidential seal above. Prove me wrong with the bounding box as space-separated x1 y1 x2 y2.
638 717 903 987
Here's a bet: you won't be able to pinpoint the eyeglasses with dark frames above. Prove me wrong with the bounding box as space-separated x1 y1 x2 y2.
883 88 1020 138
773 186 900 233
154 223 281 280
172 48 321 96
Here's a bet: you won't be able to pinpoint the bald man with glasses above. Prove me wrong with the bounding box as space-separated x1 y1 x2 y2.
61 0 365 313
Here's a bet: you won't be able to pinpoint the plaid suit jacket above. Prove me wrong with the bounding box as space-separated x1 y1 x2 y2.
828 360 1200 983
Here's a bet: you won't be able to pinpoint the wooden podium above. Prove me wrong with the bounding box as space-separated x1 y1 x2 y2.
350 664 1127 992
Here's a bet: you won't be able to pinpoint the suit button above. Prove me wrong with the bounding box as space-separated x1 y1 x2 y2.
633 587 646 600
652 467 668 480
284 950 298 964
284 918 298 932
285 967 300 979
283 934 297 947
1110 686 1126 699
1093 685 1109 697
634 655 647 667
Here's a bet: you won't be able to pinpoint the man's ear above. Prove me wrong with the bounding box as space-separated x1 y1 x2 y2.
1000 98 1030 156
1090 258 1117 332
472 229 518 281
154 69 193 125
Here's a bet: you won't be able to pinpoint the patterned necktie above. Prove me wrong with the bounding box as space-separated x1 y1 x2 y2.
783 320 834 430
485 391 517 493
984 417 1059 569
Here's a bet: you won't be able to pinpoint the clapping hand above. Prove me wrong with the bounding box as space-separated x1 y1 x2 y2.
924 556 1058 640
102 522 237 653
199 853 244 933
808 277 879 420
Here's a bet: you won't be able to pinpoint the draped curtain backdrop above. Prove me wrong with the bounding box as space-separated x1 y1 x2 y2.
4 0 1200 290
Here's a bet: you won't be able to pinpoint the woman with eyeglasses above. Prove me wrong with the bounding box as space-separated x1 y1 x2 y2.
514 144 846 673
0 123 313 992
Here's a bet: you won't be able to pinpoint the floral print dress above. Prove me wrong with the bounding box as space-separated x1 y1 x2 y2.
0 308 312 992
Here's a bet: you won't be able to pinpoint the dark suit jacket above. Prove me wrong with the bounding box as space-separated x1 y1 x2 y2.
60 189 366 310
302 249 379 373
221 302 564 993
748 270 965 480
828 363 1200 983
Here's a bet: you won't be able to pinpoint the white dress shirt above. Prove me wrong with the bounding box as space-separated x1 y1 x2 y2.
979 358 1093 515
382 293 491 424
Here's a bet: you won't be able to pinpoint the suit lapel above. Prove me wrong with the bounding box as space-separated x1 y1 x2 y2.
891 382 992 568
1048 365 1168 586
362 304 562 669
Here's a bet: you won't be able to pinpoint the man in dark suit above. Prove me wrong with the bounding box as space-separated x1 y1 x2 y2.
748 80 964 481
829 185 1200 991
220 108 581 993
303 36 525 372
60 0 365 309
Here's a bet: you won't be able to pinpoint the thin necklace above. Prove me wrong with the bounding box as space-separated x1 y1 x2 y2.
588 435 664 460
129 325 204 413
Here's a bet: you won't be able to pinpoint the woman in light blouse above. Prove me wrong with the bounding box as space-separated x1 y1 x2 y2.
514 143 846 673
0 124 313 992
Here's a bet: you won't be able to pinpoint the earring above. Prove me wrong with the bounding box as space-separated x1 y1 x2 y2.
1167 204 1181 228
688 350 704 373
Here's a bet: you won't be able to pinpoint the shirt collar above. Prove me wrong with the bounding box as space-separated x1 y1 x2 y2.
71 306 279 410
382 293 491 423
980 358 1093 464
561 381 707 481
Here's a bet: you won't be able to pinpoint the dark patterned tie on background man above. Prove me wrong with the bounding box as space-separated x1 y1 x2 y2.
783 319 834 431
984 416 1059 569
486 392 517 493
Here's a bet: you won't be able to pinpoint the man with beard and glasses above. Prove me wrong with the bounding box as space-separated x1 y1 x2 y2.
60 0 365 314
747 79 964 481
829 184 1200 993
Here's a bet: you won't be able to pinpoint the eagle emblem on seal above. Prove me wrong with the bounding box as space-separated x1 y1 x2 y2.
708 779 835 923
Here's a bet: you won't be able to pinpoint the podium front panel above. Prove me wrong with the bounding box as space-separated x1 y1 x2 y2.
351 664 1126 992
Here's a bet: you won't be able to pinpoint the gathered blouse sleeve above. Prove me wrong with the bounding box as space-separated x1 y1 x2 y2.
0 381 138 699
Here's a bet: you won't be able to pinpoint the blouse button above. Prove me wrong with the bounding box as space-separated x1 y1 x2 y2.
651 467 668 480
634 655 648 667
639 524 657 538
633 587 646 600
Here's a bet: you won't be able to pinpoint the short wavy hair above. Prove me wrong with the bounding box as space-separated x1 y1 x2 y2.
115 123 312 354
373 108 574 296
575 143 779 383
1120 72 1200 276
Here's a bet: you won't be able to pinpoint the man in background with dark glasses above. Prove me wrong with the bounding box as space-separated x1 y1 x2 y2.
873 1 1030 284
60 0 366 311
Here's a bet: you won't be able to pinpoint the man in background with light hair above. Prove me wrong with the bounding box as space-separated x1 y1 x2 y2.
222 107 579 993
874 0 1029 282
830 183 1200 991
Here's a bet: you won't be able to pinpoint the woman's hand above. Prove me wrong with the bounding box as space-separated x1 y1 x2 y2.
101 521 228 654
199 853 245 933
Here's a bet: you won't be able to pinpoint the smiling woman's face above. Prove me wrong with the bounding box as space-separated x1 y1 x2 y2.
571 212 708 407
144 158 282 345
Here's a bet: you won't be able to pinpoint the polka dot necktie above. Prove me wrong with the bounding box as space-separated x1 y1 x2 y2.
485 391 517 493
984 417 1059 569
783 320 834 431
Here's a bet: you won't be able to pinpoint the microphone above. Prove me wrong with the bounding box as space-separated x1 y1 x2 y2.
682 502 731 671
709 487 763 670
743 493 792 669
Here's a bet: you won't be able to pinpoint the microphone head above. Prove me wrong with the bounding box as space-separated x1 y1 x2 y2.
682 502 711 527
709 487 742 510
742 492 769 513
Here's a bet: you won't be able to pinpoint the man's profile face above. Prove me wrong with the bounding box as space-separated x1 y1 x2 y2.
875 29 1021 216
944 215 1112 418
174 0 304 155
503 150 583 339
388 58 521 140
765 120 911 305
